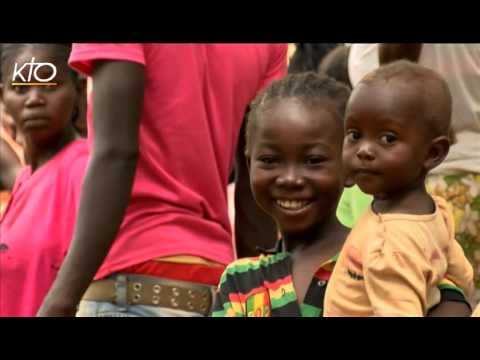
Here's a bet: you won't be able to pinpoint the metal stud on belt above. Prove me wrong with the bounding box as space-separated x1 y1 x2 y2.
133 282 142 292
172 287 180 297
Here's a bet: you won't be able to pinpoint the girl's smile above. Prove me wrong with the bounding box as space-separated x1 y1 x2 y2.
249 97 344 236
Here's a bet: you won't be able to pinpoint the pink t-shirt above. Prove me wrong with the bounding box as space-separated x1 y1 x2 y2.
0 140 88 316
69 44 287 279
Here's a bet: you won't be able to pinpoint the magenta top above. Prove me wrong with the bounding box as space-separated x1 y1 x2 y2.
69 44 288 279
0 140 88 316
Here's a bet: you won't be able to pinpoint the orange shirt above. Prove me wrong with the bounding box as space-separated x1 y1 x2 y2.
324 196 474 316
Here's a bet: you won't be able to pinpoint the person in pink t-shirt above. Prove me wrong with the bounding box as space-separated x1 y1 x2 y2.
0 44 88 316
38 44 287 317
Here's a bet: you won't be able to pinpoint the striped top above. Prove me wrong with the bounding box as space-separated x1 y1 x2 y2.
212 250 470 317
212 252 337 317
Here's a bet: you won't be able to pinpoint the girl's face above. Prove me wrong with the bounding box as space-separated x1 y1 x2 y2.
248 98 344 236
2 46 78 146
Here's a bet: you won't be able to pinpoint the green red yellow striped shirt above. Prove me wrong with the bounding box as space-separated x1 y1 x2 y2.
212 252 337 317
212 251 469 317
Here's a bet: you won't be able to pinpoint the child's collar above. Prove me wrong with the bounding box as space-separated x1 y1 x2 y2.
256 238 284 255
257 239 340 266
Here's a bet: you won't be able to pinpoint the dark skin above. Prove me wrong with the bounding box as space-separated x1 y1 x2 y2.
378 44 423 65
249 98 471 316
376 44 471 317
248 98 348 303
38 56 279 314
378 43 456 145
317 45 352 89
1 47 80 173
234 114 278 257
344 80 471 316
344 81 450 215
288 216 348 304
428 302 471 317
72 76 88 138
37 60 145 316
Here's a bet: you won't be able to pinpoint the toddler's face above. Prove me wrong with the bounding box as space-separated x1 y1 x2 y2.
343 82 430 198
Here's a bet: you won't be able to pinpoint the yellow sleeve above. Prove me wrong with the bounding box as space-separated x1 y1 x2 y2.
436 196 475 300
364 230 433 317
444 238 475 301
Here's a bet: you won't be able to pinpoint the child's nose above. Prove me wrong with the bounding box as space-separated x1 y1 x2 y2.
25 87 46 107
356 142 375 161
276 166 305 187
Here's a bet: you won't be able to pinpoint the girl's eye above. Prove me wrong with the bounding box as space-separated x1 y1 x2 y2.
42 84 58 92
12 85 28 94
305 156 326 165
346 130 360 142
380 133 397 144
258 156 277 165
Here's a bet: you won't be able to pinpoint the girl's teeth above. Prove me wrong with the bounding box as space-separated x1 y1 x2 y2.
276 200 309 210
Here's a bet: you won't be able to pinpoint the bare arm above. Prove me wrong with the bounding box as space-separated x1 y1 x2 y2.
37 60 145 316
234 116 278 258
378 44 423 65
427 300 471 317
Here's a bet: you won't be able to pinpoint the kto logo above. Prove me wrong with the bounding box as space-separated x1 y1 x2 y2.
12 57 57 86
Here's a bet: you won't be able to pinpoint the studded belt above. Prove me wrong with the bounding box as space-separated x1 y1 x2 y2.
81 274 214 316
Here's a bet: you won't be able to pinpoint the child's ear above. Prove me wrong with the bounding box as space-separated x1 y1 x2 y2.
424 135 450 171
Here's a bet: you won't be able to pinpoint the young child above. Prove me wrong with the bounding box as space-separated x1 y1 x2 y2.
0 44 88 316
212 73 351 316
324 61 474 316
212 72 471 317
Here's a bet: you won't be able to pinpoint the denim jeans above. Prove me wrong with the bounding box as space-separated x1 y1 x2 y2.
76 273 208 317
76 300 204 317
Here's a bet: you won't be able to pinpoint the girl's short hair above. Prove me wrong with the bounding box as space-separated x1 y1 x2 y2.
246 72 351 153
